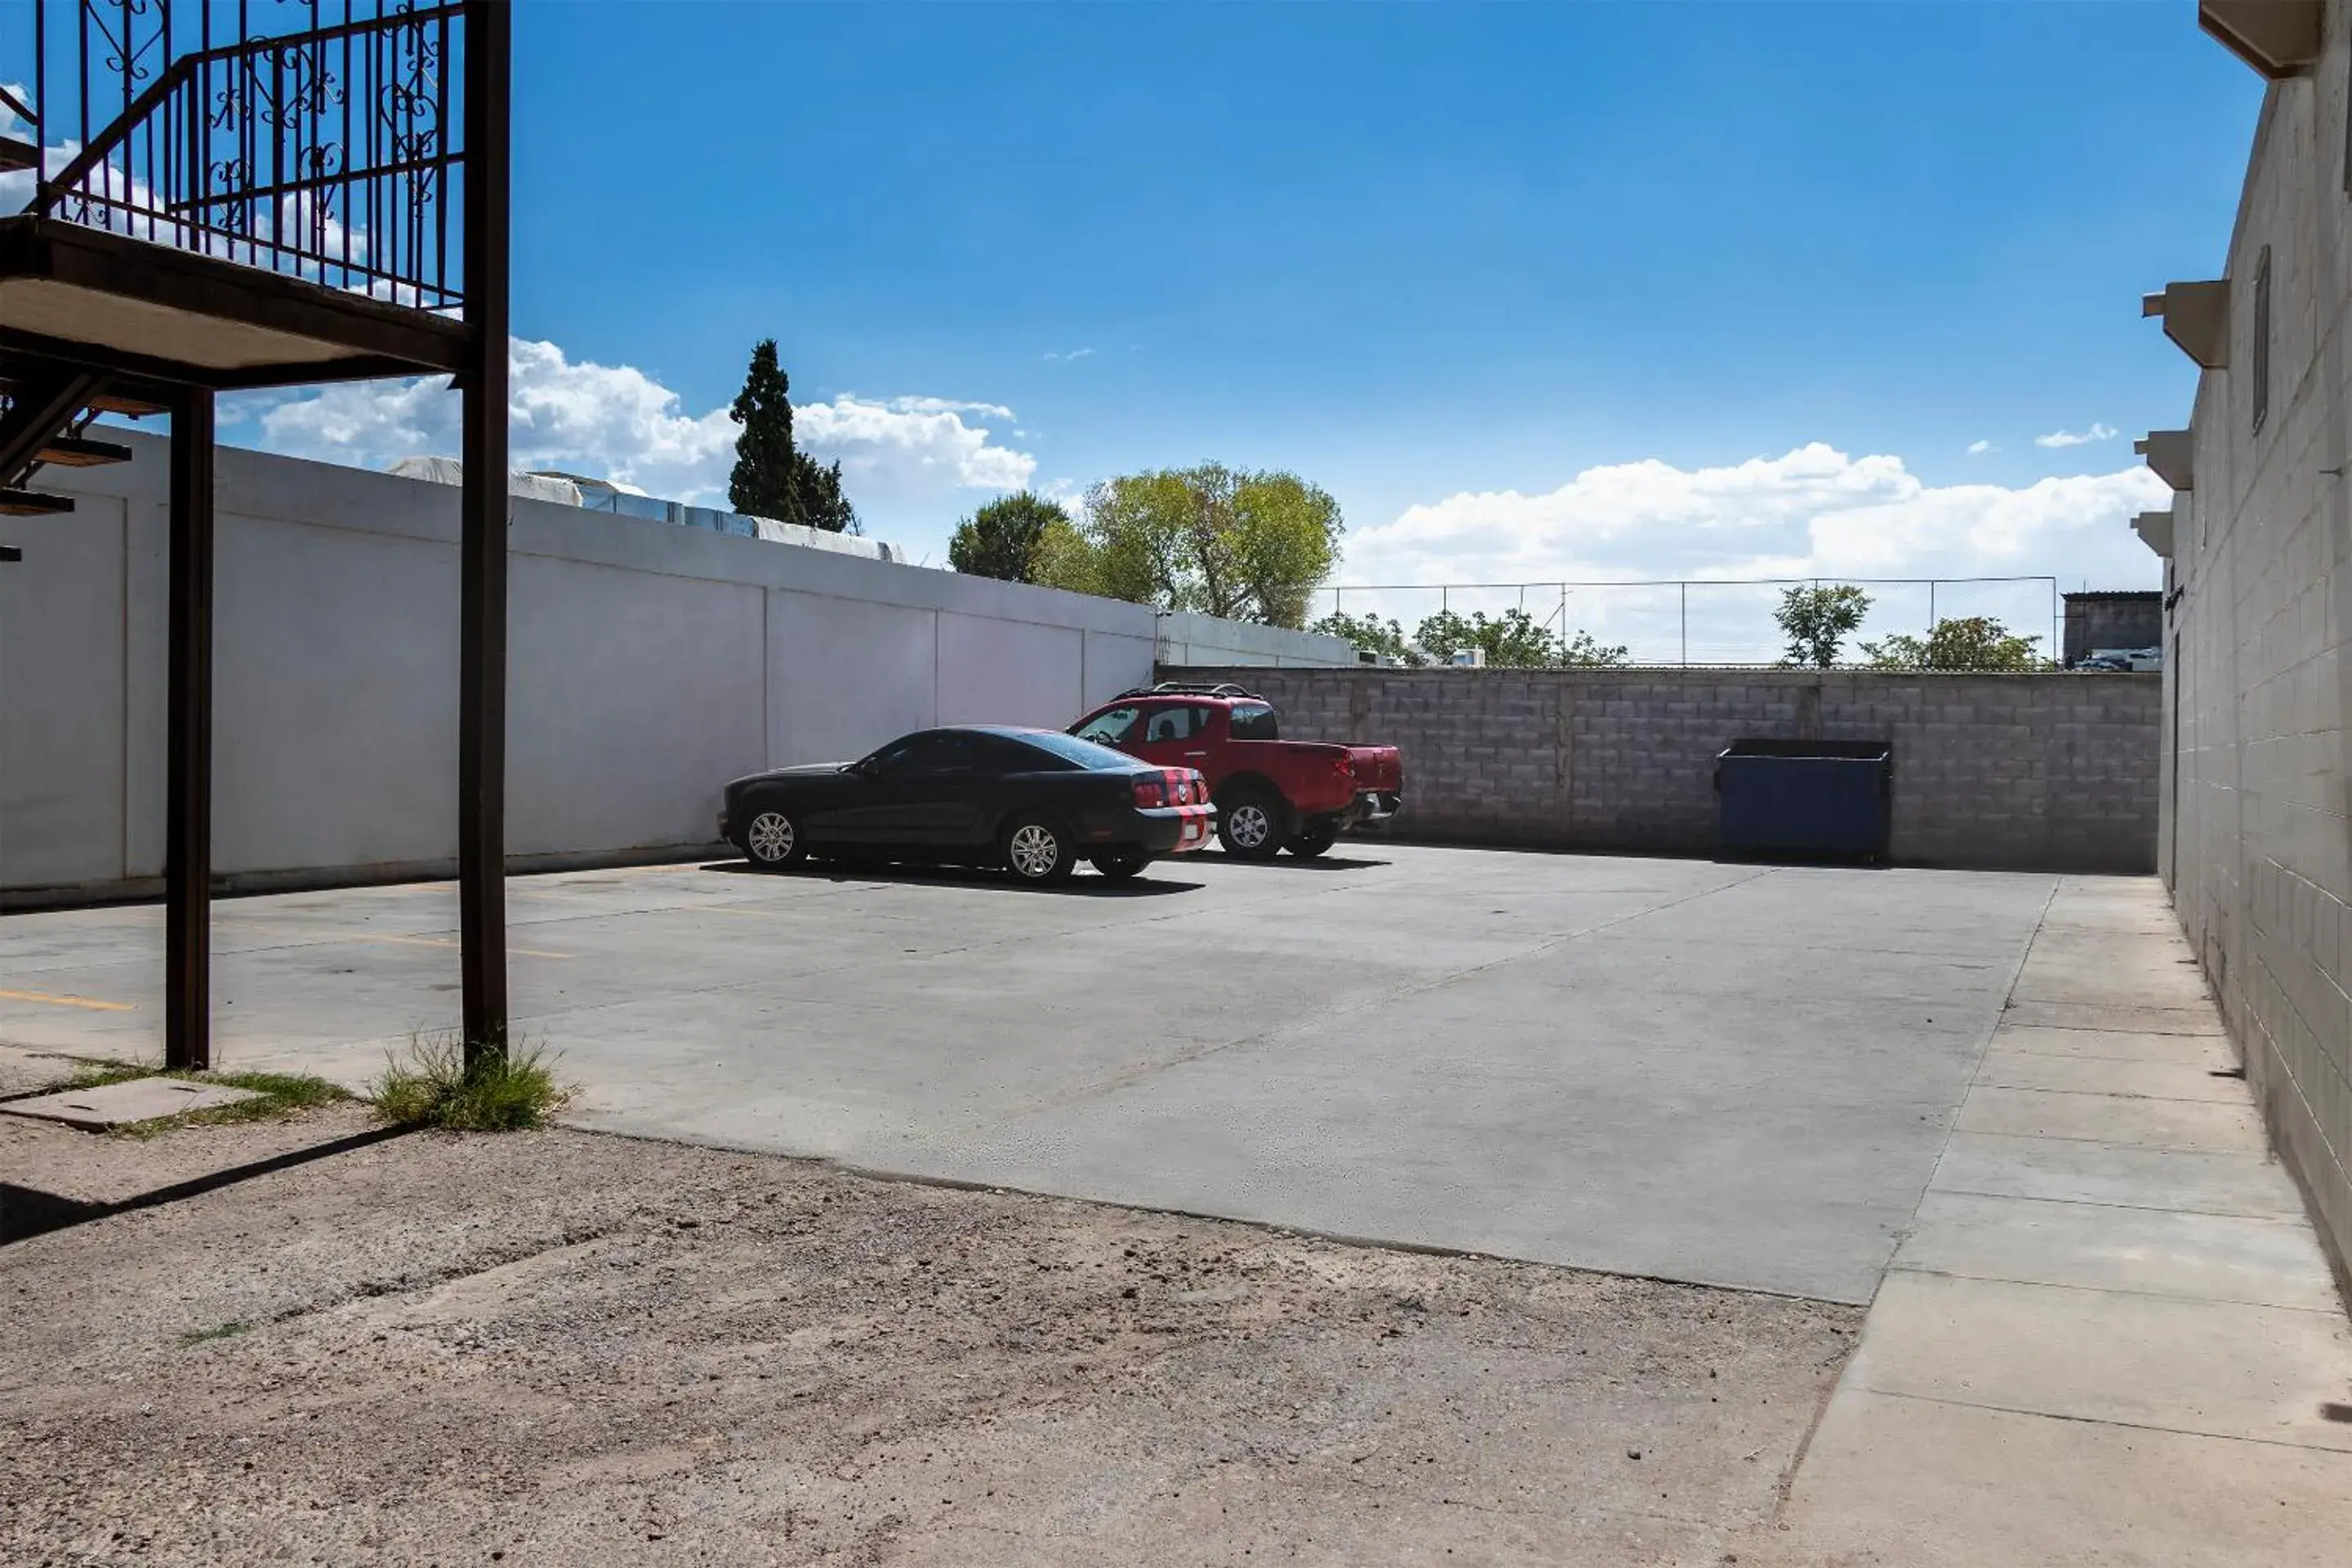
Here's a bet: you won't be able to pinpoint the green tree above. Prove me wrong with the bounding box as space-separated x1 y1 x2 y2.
1077 463 1343 626
948 492 1070 581
726 338 859 534
1860 616 2044 671
1028 515 1103 596
1560 629 1633 668
1311 610 1419 664
1775 584 1873 668
1412 608 1629 669
727 339 800 523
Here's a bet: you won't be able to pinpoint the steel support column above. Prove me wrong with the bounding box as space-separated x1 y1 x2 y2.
457 0 512 1065
164 387 214 1072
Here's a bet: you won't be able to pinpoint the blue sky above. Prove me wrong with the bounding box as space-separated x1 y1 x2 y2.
194 1 2260 655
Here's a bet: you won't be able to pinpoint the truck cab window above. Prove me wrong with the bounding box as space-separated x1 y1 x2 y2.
1228 702 1280 742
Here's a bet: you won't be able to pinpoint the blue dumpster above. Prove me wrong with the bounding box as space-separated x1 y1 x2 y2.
1713 739 1893 862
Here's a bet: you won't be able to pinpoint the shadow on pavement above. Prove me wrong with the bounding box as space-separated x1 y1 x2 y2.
1242 855 1390 872
696 860 1205 897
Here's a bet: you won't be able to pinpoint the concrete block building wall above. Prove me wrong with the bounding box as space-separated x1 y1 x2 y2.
2160 2 2352 1287
0 434 1162 903
1170 666 2159 872
2061 591 2164 665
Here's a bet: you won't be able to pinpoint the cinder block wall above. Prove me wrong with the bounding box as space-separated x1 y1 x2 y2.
1169 666 2159 872
2162 2 2352 1293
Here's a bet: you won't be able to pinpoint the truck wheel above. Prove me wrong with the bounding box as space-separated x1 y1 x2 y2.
1286 817 1340 858
1003 813 1077 884
742 808 807 870
1089 852 1149 881
1218 787 1285 861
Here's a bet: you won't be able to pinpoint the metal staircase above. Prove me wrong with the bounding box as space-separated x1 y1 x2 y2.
0 376 154 516
1 0 513 1071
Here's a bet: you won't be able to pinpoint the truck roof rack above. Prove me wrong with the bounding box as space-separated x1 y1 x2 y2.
1113 681 1265 701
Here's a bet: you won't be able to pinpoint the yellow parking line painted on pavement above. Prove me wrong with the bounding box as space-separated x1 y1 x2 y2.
0 987 135 1012
363 934 575 961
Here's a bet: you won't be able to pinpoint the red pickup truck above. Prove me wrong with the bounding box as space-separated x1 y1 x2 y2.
1068 683 1404 859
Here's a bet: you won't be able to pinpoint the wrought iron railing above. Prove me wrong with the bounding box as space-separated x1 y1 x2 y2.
7 1 474 310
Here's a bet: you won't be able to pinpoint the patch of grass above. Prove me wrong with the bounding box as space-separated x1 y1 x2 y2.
100 1067 353 1142
46 1060 353 1134
371 1034 566 1132
180 1071 354 1128
60 1059 161 1093
176 1320 249 1348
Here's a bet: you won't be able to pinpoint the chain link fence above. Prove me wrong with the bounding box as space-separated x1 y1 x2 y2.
1319 575 2062 666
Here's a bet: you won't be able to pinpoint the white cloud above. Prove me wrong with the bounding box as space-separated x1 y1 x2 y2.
1336 443 2168 662
795 392 1036 496
1043 347 1096 362
2034 421 2119 448
1967 439 1993 456
235 337 1036 511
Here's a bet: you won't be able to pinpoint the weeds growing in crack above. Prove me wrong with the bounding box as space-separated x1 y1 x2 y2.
371 1033 567 1132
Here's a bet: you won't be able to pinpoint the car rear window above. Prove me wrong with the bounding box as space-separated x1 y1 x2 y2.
1228 702 1280 741
1009 731 1141 771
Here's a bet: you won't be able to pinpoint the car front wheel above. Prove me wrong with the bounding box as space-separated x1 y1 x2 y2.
1003 813 1077 884
743 807 806 870
1217 788 1284 861
1089 851 1149 882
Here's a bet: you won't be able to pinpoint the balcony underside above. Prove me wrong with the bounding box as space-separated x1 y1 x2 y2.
0 216 472 390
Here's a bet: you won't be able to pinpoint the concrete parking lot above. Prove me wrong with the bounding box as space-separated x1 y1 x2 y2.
0 843 2059 1305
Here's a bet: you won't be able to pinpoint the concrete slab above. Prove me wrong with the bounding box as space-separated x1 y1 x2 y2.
0 847 2059 1305
0 1076 261 1129
1849 1258 2352 1452
1931 1131 2311 1220
2000 998 2228 1036
1986 1022 2238 1062
1955 1085 2269 1152
1975 1046 2249 1102
1779 1388 2352 1568
1893 1189 2345 1312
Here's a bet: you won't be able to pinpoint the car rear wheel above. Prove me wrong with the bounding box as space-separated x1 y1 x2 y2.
1089 851 1149 881
742 807 806 870
1003 813 1076 884
1286 817 1340 858
1217 787 1285 861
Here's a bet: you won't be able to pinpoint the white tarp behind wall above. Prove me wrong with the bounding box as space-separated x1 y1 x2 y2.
385 457 911 564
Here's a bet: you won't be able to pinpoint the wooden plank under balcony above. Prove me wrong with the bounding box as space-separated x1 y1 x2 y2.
0 215 473 390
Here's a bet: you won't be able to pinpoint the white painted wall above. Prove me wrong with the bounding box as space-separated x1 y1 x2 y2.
0 433 1160 899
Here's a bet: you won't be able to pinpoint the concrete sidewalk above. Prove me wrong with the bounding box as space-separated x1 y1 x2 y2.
1756 877 2352 1566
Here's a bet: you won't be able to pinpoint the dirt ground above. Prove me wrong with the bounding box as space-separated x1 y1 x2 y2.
1 1060 1857 1567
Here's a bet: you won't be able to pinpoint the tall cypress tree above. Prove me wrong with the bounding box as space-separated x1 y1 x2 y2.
728 340 801 523
791 453 860 535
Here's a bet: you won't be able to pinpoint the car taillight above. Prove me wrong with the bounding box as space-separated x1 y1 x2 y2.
1334 754 1355 777
1133 776 1166 808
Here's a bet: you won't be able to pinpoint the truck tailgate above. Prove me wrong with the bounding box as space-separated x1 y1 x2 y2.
1348 746 1402 793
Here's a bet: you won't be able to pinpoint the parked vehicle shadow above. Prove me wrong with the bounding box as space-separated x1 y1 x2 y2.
697 860 1204 896
1230 854 1391 872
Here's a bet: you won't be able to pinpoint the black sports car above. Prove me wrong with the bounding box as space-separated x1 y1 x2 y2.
719 726 1216 884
